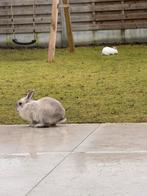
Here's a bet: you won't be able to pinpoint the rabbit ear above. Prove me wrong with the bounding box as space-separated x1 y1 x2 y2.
26 90 34 100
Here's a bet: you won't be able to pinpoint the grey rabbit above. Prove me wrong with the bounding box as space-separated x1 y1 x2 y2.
16 91 66 128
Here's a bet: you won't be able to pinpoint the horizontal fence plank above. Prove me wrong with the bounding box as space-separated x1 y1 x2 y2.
1 21 147 34
95 12 147 21
0 26 62 34
0 6 52 16
0 0 52 7
0 0 124 6
0 14 96 25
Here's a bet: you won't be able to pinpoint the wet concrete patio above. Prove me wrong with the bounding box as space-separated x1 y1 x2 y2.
0 123 147 196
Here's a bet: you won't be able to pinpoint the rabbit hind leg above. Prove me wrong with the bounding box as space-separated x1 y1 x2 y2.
34 123 50 128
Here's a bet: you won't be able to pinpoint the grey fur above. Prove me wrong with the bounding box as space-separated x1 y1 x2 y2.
16 91 66 127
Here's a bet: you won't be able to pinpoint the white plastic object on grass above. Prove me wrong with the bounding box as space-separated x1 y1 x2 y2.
102 46 118 56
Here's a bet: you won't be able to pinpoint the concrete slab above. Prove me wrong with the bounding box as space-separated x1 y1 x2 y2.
0 124 99 196
76 123 147 153
0 152 68 196
29 152 147 196
0 124 99 154
0 123 147 196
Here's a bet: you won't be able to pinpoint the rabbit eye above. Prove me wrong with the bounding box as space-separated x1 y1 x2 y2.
19 102 22 106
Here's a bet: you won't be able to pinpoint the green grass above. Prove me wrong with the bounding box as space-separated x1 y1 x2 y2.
0 45 147 124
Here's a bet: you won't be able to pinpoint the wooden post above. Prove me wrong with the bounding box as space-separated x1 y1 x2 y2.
121 0 125 43
48 0 59 63
62 0 75 52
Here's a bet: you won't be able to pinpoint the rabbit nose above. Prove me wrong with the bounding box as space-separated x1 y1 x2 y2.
16 103 19 111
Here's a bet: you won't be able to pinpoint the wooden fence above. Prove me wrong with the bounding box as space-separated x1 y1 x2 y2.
0 0 147 45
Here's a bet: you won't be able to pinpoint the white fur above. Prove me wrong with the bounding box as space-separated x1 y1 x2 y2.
102 46 118 56
16 91 66 127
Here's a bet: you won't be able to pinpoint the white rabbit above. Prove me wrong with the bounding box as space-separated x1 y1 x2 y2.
102 46 118 55
16 91 66 128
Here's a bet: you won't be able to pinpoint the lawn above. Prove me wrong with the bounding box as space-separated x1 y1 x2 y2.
0 45 147 124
